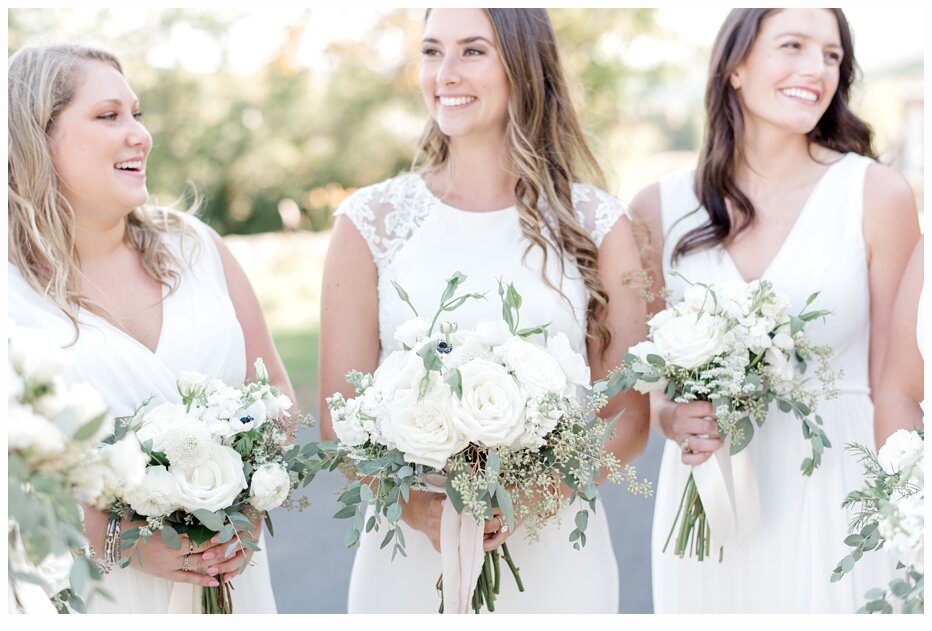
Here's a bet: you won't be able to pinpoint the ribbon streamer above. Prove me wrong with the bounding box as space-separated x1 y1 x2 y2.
439 497 485 614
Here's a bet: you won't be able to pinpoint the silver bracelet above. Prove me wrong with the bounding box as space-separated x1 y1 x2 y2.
101 515 121 572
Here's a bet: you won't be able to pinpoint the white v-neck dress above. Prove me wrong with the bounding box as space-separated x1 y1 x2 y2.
8 213 277 613
651 152 899 612
335 172 629 613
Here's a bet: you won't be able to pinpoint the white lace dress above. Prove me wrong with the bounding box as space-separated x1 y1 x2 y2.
335 172 627 613
8 213 277 614
651 153 900 613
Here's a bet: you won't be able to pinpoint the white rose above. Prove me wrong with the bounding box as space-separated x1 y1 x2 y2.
248 462 291 512
102 434 148 489
7 403 66 457
178 371 207 397
393 317 431 350
652 312 726 370
547 332 591 389
499 337 567 394
450 359 526 447
373 350 425 397
683 284 713 313
127 465 180 516
476 320 511 347
386 386 467 470
171 443 247 513
647 308 675 332
8 325 71 383
877 429 924 475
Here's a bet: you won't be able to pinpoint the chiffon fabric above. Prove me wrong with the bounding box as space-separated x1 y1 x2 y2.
336 172 628 613
8 213 277 613
651 153 900 613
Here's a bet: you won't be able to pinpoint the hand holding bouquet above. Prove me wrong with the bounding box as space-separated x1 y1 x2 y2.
99 359 318 613
323 273 650 613
600 275 837 560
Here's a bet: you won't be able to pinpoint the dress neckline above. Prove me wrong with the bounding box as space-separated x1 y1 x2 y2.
414 173 515 215
722 152 852 283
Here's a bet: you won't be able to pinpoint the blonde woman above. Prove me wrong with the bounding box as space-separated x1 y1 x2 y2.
319 8 649 613
7 43 292 613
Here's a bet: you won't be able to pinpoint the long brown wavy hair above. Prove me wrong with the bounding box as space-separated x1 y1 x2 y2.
414 9 613 353
673 8 876 261
8 43 192 340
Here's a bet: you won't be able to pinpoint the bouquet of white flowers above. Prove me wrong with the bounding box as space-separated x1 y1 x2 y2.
832 428 924 613
7 321 147 613
100 359 318 613
323 273 650 613
600 275 837 560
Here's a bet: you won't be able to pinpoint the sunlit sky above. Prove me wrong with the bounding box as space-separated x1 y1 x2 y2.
41 7 925 76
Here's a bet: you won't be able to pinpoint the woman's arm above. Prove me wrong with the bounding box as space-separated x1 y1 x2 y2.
589 215 650 465
873 236 924 447
862 164 921 394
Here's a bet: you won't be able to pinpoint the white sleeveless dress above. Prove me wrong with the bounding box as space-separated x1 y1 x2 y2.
336 172 627 613
8 213 277 614
651 152 900 612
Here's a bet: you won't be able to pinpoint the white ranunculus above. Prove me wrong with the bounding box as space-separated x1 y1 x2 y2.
450 359 526 447
499 337 567 394
102 434 148 489
7 403 66 457
877 429 924 475
386 386 467 470
248 462 291 512
547 332 591 390
178 371 207 397
171 443 247 513
127 466 180 517
652 312 726 370
393 317 431 350
476 320 512 347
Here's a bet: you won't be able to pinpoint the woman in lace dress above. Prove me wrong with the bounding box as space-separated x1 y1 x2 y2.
629 9 920 612
320 8 649 613
7 43 291 613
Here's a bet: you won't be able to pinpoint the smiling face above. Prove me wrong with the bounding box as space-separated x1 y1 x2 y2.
419 8 510 143
731 9 843 137
48 59 151 228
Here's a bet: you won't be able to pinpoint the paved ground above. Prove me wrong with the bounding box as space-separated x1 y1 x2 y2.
265 425 666 614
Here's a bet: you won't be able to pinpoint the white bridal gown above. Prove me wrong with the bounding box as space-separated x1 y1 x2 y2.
652 152 900 613
337 172 629 613
8 213 277 614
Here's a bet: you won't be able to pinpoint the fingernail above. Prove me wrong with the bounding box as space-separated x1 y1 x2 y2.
209 581 220 587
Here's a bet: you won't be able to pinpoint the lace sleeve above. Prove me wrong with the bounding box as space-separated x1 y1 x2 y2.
572 183 630 248
333 173 432 273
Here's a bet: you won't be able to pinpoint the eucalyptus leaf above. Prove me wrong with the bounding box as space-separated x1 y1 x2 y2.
160 524 182 550
193 509 225 532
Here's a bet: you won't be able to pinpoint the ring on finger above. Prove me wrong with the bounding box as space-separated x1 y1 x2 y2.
496 515 509 534
680 436 693 454
182 553 192 572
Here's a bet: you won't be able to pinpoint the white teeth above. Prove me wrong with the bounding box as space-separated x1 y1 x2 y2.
115 160 143 170
781 88 818 102
439 96 475 107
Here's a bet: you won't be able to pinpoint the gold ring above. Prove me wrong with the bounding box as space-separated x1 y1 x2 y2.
496 515 508 533
182 553 191 572
680 436 693 454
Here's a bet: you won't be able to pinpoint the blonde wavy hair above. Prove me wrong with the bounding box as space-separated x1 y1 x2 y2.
414 9 613 353
8 43 192 340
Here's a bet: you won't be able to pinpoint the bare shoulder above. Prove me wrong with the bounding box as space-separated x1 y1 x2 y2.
628 181 662 223
864 162 918 219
